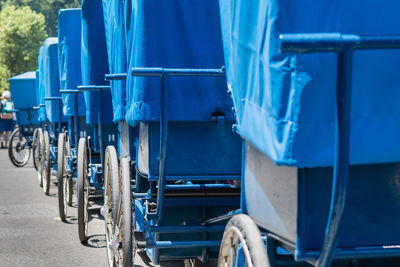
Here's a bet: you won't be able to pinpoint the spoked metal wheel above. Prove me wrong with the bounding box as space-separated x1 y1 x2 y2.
218 214 269 267
57 133 72 222
32 128 40 171
36 128 43 187
42 130 51 195
8 128 31 167
110 157 133 267
77 137 89 243
104 146 120 267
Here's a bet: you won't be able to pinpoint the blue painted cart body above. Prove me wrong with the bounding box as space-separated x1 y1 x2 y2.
8 71 38 135
219 0 400 265
104 0 243 264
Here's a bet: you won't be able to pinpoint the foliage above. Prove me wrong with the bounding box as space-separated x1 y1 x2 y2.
0 5 46 91
0 0 81 36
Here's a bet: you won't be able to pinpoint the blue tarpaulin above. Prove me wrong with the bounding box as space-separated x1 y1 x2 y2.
9 71 39 125
124 0 234 125
103 0 126 122
58 8 86 117
219 0 400 167
41 37 66 123
81 0 113 125
37 47 46 122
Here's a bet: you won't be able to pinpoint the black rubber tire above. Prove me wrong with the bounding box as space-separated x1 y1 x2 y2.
42 130 51 195
32 128 40 170
218 214 269 267
104 146 120 267
36 128 43 187
65 136 73 206
77 137 89 243
8 128 31 167
57 133 67 222
118 158 133 266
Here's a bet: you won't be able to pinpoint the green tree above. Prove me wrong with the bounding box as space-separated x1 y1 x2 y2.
0 0 81 36
0 5 47 91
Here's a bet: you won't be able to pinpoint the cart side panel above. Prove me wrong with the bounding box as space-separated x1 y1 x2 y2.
244 142 298 244
137 122 242 178
300 163 400 252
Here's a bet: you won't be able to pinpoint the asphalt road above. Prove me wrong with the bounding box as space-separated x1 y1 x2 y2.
0 148 186 267
4 148 400 267
0 148 108 266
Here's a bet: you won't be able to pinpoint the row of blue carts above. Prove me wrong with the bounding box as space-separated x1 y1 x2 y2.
7 0 400 266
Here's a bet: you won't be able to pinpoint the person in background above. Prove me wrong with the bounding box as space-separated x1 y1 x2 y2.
0 91 15 148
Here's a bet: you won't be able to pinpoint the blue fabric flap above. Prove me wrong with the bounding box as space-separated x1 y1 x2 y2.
102 0 127 122
58 9 86 117
124 0 234 125
81 0 114 125
219 0 400 167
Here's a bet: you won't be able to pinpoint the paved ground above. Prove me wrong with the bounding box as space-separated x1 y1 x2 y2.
4 148 400 267
0 148 187 267
0 148 108 266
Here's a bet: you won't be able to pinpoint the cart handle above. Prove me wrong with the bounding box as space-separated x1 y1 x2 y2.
44 97 62 101
60 89 80 94
280 33 400 53
104 73 127 81
77 85 111 92
131 67 225 77
39 104 45 108
280 33 400 267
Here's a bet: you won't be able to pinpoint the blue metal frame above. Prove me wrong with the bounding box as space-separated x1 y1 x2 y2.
130 67 226 224
279 33 400 266
59 89 85 182
129 67 243 264
77 84 116 190
43 96 65 171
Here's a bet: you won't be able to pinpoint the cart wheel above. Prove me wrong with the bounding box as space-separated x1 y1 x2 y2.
36 128 43 187
114 157 133 267
64 136 73 206
57 133 71 222
77 137 89 243
42 130 51 195
32 128 40 171
104 146 120 267
8 128 31 167
218 214 269 267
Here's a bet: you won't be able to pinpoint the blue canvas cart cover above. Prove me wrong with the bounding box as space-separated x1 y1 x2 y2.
9 71 39 125
81 0 113 125
124 0 234 125
103 0 126 122
58 8 86 117
41 37 66 123
219 0 400 167
37 46 47 122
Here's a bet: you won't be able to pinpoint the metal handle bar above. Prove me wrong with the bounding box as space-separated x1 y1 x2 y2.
39 104 45 107
44 97 62 101
60 89 80 94
77 85 111 91
105 73 127 81
131 67 226 77
280 33 400 53
280 33 400 267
